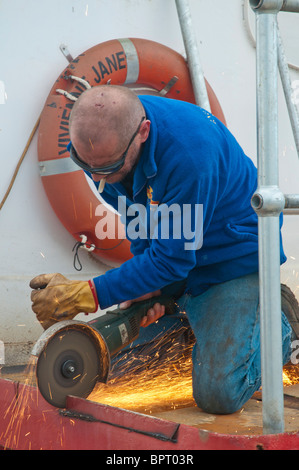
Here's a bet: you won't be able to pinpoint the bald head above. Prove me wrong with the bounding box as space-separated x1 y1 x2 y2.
70 85 145 153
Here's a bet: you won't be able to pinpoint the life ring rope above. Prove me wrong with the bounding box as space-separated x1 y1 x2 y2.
72 234 126 271
56 74 91 101
56 73 180 102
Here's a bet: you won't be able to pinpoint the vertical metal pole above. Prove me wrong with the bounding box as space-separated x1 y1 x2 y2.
250 0 285 434
175 0 211 110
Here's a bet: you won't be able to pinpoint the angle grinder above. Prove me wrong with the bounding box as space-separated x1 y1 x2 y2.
31 295 176 408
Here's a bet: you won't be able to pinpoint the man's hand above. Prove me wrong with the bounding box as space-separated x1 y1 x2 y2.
29 273 98 329
119 290 165 327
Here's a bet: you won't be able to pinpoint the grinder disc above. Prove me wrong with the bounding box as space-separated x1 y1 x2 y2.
36 325 101 408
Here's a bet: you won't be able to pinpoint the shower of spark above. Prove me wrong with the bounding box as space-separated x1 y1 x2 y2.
89 323 196 413
89 349 195 414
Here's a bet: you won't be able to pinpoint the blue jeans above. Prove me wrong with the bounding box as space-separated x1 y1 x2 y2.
111 272 292 414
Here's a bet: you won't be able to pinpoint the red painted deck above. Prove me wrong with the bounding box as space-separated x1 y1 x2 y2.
1 377 299 450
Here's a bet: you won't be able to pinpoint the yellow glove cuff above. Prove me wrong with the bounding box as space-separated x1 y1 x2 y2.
87 280 99 313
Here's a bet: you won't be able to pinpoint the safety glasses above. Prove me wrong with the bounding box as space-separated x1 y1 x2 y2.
68 116 145 175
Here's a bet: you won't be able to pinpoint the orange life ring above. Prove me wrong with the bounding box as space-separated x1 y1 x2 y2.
38 38 226 266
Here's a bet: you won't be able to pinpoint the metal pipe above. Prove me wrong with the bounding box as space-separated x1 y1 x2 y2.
252 3 285 434
283 194 299 214
284 209 299 214
251 191 299 211
250 0 299 12
284 193 299 208
281 0 299 12
277 26 299 158
175 0 211 111
250 0 283 11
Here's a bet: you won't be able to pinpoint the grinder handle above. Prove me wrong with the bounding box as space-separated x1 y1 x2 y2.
107 294 177 321
88 295 178 356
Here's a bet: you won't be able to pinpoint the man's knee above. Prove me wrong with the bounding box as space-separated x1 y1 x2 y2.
193 382 238 414
192 372 259 415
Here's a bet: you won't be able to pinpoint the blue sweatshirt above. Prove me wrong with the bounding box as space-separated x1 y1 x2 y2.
91 96 286 309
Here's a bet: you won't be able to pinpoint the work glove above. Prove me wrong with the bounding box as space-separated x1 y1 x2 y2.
29 273 98 329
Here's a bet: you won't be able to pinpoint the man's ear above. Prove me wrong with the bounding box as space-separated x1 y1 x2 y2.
139 119 151 143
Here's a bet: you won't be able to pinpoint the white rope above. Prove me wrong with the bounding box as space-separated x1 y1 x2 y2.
69 75 91 89
56 75 91 101
79 234 95 252
56 89 78 101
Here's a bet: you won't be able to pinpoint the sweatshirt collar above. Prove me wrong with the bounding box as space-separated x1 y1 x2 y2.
133 101 157 197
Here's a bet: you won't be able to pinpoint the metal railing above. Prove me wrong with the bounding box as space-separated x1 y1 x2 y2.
176 0 299 435
250 0 299 434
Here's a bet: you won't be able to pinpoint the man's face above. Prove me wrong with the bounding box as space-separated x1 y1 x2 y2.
84 136 138 184
70 118 149 184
